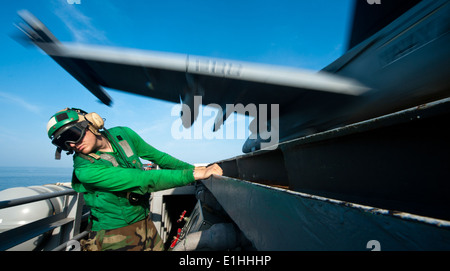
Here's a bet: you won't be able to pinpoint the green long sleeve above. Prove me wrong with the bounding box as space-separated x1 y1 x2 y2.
72 126 195 194
124 127 194 170
74 162 195 193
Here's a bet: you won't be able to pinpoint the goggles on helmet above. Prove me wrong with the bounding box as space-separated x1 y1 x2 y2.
51 121 89 151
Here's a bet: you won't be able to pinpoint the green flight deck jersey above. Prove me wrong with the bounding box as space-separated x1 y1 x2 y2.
71 126 195 231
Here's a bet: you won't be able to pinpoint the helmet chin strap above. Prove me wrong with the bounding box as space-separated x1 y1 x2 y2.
55 147 62 160
54 147 74 160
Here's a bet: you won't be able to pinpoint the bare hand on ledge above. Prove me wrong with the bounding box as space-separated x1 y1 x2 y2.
193 163 223 180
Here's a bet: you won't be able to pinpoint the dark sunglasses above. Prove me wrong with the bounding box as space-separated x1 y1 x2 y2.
51 121 89 151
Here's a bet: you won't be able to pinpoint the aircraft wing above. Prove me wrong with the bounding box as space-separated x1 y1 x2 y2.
17 9 372 149
17 10 368 109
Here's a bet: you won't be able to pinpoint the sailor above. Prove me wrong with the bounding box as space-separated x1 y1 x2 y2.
46 108 223 251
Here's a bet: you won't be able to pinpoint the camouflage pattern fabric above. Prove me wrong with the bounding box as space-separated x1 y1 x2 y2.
80 216 164 251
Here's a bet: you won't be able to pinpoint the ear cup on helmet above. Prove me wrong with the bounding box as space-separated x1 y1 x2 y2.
85 112 104 130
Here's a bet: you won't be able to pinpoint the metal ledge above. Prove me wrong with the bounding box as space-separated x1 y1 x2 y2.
202 175 450 251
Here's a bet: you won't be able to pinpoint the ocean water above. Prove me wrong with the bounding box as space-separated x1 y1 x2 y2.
0 167 73 191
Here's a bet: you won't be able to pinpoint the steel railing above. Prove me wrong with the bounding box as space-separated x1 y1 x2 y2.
0 188 87 251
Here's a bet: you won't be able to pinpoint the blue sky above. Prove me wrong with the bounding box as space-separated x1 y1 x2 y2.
0 0 353 168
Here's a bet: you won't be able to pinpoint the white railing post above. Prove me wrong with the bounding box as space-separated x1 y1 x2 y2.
60 193 85 243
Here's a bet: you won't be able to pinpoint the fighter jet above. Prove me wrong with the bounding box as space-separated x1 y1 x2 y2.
15 0 450 153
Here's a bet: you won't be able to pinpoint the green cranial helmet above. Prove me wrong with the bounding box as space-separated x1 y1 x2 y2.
46 109 80 139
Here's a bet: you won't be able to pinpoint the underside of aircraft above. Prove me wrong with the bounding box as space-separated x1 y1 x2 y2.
16 0 449 153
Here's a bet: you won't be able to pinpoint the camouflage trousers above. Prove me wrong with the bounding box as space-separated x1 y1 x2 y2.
80 216 164 251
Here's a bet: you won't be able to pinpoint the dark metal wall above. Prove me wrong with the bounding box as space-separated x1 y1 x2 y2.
216 98 450 221
347 0 422 50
